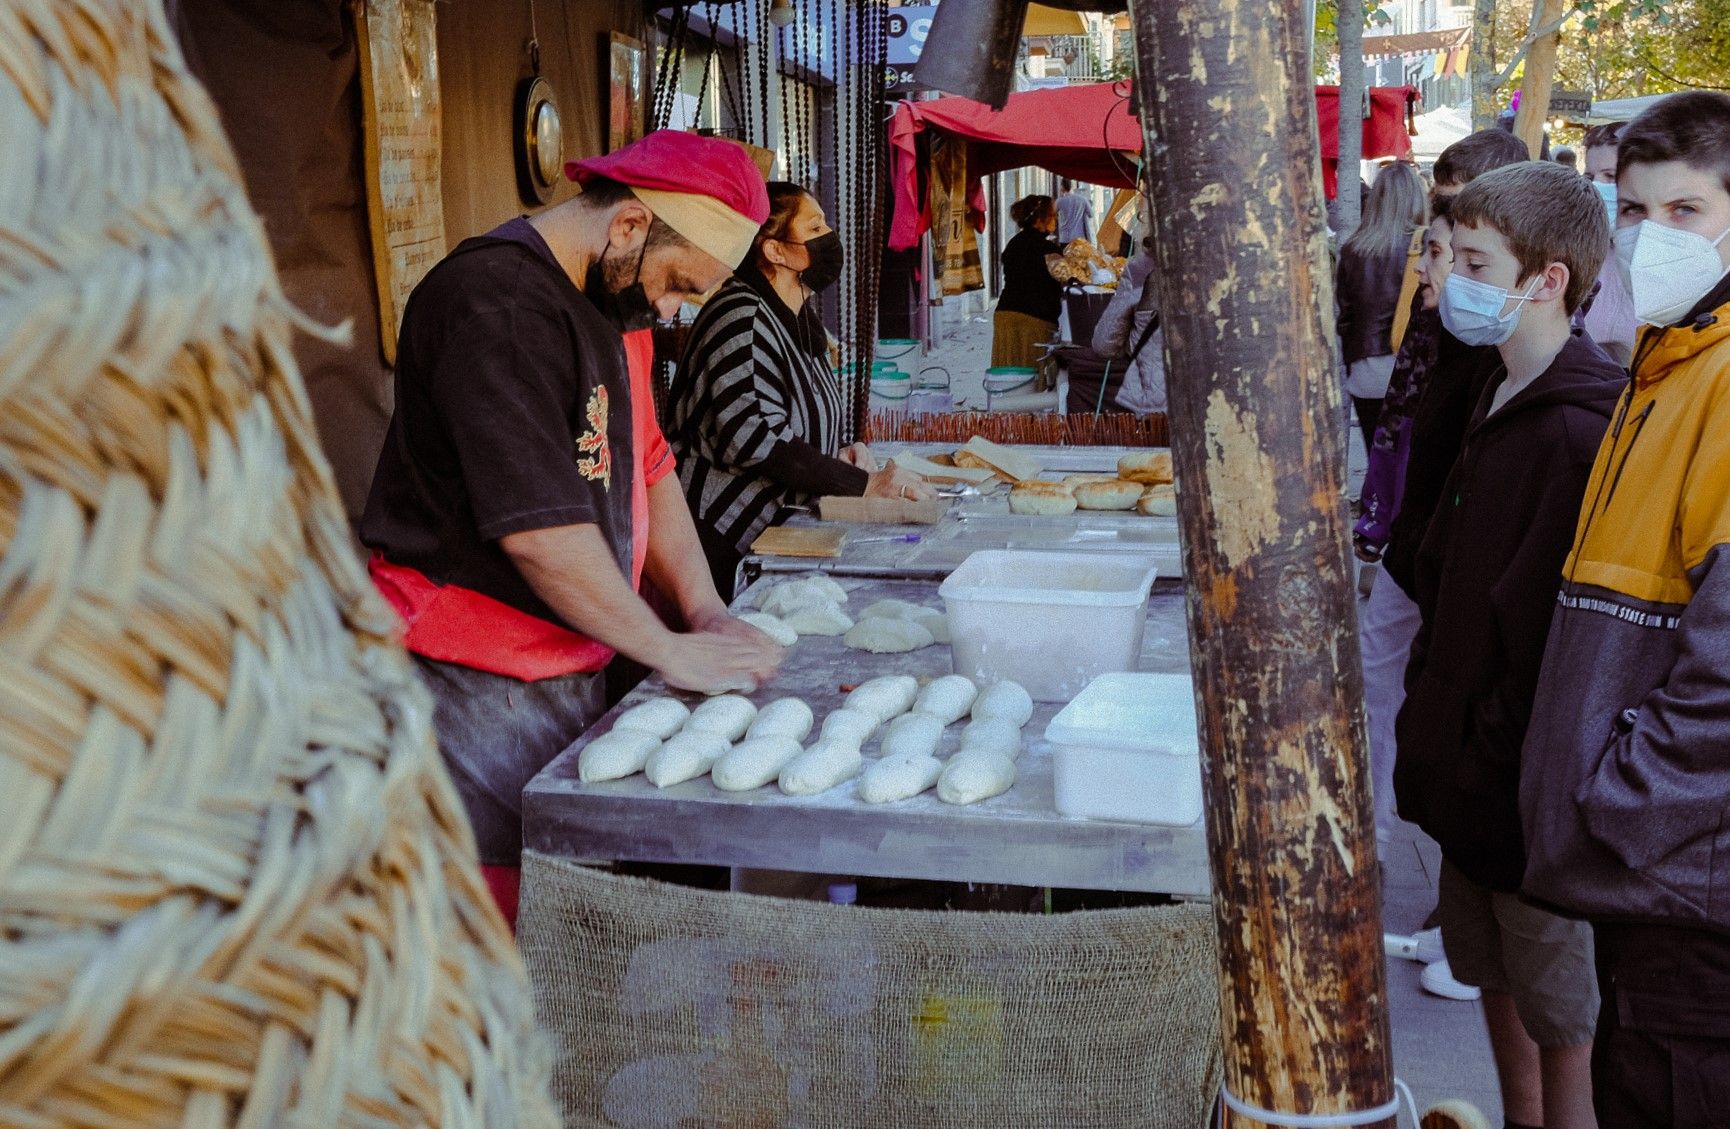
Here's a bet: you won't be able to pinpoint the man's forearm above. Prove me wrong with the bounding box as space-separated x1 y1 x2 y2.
644 474 730 624
501 523 677 669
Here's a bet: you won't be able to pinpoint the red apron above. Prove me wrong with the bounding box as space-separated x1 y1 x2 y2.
370 328 674 681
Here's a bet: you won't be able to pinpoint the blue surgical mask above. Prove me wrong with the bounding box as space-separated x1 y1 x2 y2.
1438 273 1541 347
1593 180 1617 226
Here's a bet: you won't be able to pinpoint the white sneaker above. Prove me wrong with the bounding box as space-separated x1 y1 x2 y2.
1414 926 1446 964
1420 959 1482 1001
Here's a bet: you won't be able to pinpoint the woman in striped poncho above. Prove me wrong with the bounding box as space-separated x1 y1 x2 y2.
669 181 934 598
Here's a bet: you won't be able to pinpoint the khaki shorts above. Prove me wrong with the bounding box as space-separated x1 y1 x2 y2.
1436 859 1598 1048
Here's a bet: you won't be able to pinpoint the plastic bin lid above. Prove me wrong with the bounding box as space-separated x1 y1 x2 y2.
1044 672 1199 756
939 549 1158 607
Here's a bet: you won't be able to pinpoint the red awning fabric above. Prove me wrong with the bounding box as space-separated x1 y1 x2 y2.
889 82 1418 250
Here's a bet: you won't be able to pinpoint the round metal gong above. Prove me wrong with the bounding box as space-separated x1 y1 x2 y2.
516 76 562 205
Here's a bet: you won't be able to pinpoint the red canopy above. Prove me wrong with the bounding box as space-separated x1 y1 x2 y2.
889 82 1418 250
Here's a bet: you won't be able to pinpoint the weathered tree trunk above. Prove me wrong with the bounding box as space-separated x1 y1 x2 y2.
1511 0 1568 156
1336 0 1366 237
1127 1 1394 1124
1470 0 1503 128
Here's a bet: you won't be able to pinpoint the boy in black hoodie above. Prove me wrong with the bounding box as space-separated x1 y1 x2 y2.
1393 161 1623 1129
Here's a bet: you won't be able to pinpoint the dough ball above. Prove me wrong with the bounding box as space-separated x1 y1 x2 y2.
859 597 928 621
1073 478 1144 511
909 607 950 644
711 736 804 791
644 730 731 788
747 697 815 742
960 716 1023 761
578 729 663 783
780 600 854 636
613 697 691 740
777 740 864 796
1118 449 1175 485
844 616 935 654
819 707 879 747
1137 484 1177 517
845 675 920 725
879 712 944 759
757 576 850 617
913 674 978 724
936 749 1017 805
972 680 1033 727
685 694 758 742
737 612 798 647
1008 481 1078 516
857 752 944 803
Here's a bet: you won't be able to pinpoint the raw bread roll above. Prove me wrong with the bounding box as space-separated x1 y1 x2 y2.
1073 477 1143 511
685 694 758 741
844 616 935 653
1008 480 1078 516
857 752 944 803
712 736 805 791
859 597 925 620
910 607 951 643
879 712 944 759
578 729 663 783
846 675 919 724
1118 449 1175 485
937 748 1018 805
820 707 880 747
614 697 691 740
778 740 864 796
913 674 978 724
959 716 1023 760
737 612 798 647
780 601 854 636
747 697 815 742
644 730 731 788
972 680 1034 727
757 576 849 617
1137 484 1177 517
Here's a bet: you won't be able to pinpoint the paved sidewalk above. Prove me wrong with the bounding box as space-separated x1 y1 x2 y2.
916 312 1506 1121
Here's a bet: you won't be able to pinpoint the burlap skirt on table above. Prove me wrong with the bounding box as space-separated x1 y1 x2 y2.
990 309 1058 370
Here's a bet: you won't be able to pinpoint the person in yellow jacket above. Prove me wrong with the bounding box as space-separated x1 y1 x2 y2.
1518 91 1730 1126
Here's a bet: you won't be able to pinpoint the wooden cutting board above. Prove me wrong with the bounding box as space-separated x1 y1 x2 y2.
818 495 949 525
749 525 848 558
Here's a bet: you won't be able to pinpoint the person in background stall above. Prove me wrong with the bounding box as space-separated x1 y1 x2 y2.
1520 90 1730 1126
669 181 934 600
1055 178 1093 245
359 132 786 925
1555 146 1578 171
1579 122 1638 367
1337 161 1428 450
991 194 1064 373
1092 195 1166 415
1396 161 1620 1129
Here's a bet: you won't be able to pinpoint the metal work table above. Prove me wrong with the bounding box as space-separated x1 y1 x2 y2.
523 577 1209 896
741 442 1184 586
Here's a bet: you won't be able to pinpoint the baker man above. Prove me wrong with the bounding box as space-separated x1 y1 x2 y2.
361 131 785 910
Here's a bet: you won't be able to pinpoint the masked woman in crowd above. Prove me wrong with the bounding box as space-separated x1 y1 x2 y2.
670 181 933 599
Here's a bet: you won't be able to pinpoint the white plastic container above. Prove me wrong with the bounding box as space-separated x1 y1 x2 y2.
938 550 1157 702
1046 672 1203 826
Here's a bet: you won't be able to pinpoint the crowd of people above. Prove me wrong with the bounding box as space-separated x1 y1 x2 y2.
1346 92 1730 1127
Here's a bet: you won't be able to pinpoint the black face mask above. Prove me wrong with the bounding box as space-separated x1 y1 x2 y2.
788 231 845 292
584 239 657 331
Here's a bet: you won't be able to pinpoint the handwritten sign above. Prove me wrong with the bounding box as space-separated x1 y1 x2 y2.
355 0 446 364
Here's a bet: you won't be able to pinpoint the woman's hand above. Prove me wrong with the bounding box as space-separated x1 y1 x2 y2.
864 464 938 502
839 442 881 472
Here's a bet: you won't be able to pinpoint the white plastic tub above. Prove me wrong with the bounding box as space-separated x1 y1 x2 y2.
1046 672 1203 826
938 550 1157 702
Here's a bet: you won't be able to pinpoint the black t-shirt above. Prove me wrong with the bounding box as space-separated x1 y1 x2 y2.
996 228 1064 324
359 218 634 623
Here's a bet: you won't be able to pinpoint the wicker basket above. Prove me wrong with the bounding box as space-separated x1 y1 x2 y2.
0 2 556 1124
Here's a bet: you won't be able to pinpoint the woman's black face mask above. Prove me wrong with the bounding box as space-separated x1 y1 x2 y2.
785 231 845 292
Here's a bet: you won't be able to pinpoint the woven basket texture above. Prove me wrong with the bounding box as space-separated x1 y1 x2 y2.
519 853 1223 1128
0 2 557 1124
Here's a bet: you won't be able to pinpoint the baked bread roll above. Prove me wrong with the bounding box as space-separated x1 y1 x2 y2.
1073 477 1143 510
1007 480 1078 516
1118 449 1175 485
1137 484 1177 516
1062 473 1118 489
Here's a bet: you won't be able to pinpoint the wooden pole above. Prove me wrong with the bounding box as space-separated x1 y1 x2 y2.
1511 0 1569 157
1127 1 1394 1124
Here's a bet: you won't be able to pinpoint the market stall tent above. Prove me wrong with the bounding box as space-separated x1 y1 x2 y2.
889 80 1418 249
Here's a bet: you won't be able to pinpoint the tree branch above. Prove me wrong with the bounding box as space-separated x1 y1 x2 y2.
1492 7 1579 90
